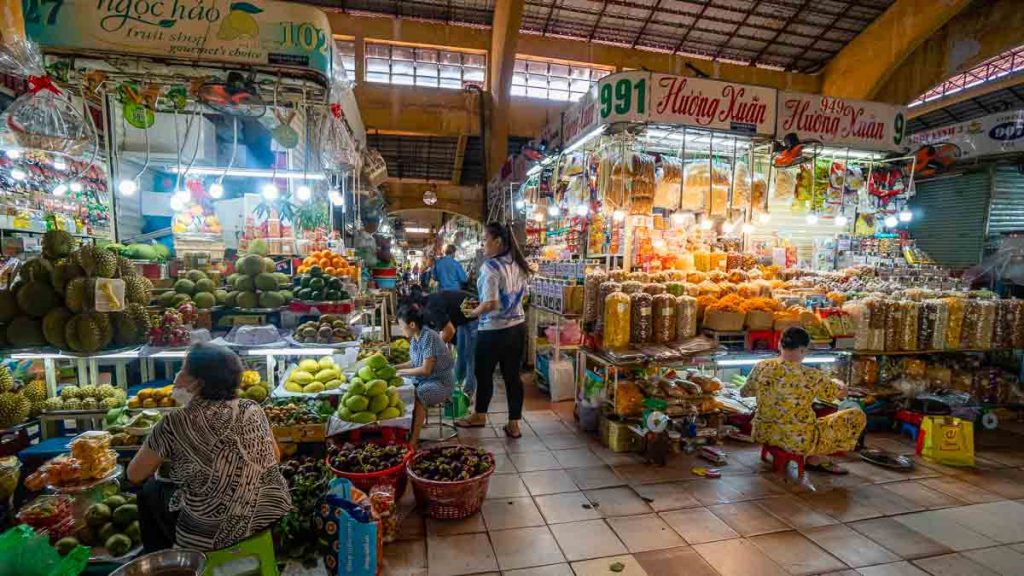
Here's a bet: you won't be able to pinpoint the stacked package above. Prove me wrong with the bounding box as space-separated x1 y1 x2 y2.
603 291 631 348
629 292 653 344
945 296 965 349
960 299 996 349
583 270 608 324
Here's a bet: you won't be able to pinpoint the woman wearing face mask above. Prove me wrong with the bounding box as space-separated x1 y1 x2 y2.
456 222 531 438
127 343 291 552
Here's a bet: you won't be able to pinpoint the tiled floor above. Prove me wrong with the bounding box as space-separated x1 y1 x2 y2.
385 377 1024 576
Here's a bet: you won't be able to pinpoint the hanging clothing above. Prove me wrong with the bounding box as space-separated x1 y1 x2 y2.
741 358 865 455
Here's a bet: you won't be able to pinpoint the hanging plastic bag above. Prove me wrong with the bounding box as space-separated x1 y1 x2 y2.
0 38 95 157
0 525 90 576
916 415 975 467
317 478 381 576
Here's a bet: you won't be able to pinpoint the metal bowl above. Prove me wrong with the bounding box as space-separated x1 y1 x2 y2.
110 549 207 576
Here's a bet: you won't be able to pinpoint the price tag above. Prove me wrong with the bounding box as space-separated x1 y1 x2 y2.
95 278 125 312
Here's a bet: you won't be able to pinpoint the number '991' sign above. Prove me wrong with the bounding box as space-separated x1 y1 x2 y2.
596 72 649 124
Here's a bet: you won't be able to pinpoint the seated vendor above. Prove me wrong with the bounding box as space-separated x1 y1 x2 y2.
393 304 456 448
740 327 866 474
127 343 292 552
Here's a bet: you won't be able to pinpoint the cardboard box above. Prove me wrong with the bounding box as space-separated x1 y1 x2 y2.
703 310 745 332
745 310 774 331
774 318 803 332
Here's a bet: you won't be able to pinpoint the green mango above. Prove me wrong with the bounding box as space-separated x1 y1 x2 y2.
378 407 401 420
369 394 389 413
344 395 369 412
350 411 376 424
366 380 387 397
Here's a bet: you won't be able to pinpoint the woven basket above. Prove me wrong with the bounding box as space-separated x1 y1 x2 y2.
406 448 495 519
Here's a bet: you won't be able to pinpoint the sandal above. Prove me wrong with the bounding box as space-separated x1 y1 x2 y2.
502 423 522 439
455 416 487 428
806 461 849 475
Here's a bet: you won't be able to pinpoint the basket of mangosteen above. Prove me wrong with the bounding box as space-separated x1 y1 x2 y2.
326 440 414 497
406 446 496 519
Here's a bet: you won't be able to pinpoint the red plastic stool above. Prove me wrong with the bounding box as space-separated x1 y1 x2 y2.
761 444 806 477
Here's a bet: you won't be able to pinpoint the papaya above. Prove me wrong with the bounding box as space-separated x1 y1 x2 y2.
369 394 389 413
366 379 387 397
378 407 402 420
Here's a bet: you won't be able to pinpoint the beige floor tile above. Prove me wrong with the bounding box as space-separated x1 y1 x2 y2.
530 420 576 435
801 524 901 568
426 532 498 576
917 477 1002 504
523 409 561 422
693 537 789 576
820 571 860 576
932 501 1024 544
534 491 603 524
521 469 579 496
398 508 426 541
961 546 1024 576
505 438 553 454
882 482 965 510
660 507 740 544
468 437 510 455
480 496 545 530
551 447 605 469
381 538 427 576
687 478 747 505
721 474 788 499
801 490 886 523
570 555 648 576
493 452 517 474
490 526 566 571
510 450 561 472
912 553 1000 576
426 513 485 537
612 463 692 485
456 425 498 439
849 517 951 559
584 486 653 517
549 519 627 562
566 465 625 490
708 501 790 536
633 481 702 512
606 513 687 553
486 473 530 499
755 495 838 530
855 562 931 576
633 546 719 576
962 469 1024 499
893 511 998 551
501 563 574 576
750 531 847 575
541 433 588 450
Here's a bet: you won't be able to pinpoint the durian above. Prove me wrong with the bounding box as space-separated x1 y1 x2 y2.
79 384 98 398
116 256 136 278
62 398 82 410
42 230 76 260
96 384 116 399
43 307 73 348
16 280 58 317
0 366 14 393
43 397 63 411
65 278 96 313
51 261 85 295
18 258 54 284
123 277 153 306
65 311 113 353
0 291 18 323
113 303 151 346
6 316 46 348
22 380 47 403
0 392 30 428
74 246 116 278
80 398 98 410
100 397 121 410
60 385 80 399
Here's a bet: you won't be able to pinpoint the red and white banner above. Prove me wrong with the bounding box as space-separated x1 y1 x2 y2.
776 92 907 152
648 74 776 136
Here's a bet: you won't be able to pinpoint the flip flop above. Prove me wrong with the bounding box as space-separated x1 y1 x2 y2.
503 424 522 439
454 417 486 428
806 461 849 475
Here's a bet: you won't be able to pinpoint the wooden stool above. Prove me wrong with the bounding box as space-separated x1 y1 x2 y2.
761 444 806 478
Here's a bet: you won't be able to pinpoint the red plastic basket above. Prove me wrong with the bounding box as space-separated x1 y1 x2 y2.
326 440 414 499
406 447 496 519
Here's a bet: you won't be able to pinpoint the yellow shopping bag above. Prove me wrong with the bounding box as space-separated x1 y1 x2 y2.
917 415 975 467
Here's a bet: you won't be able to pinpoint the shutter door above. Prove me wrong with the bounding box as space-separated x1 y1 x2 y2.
908 169 991 269
988 165 1024 239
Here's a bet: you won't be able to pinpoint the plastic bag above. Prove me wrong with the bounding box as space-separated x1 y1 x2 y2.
917 416 975 467
317 478 380 576
0 525 89 576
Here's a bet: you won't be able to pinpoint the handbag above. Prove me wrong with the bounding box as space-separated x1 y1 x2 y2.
916 415 975 467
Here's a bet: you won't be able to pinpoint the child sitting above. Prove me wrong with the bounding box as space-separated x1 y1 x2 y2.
393 305 455 448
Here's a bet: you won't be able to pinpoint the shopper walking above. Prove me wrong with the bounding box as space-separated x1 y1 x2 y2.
127 343 291 551
432 244 469 291
456 222 530 438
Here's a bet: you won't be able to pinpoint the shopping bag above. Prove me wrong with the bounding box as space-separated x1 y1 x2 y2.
317 478 381 576
0 525 89 576
444 389 470 419
917 415 975 467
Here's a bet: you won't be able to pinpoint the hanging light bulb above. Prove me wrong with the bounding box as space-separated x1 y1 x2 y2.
670 212 686 226
261 182 279 201
329 190 344 206
514 198 526 210
169 194 188 211
547 204 560 217
51 183 68 196
5 148 22 160
52 158 66 171
805 213 819 225
533 210 545 222
296 185 312 201
574 203 589 216
612 209 626 222
721 220 736 234
835 214 849 227
898 208 912 222
741 222 755 234
209 182 224 199
652 238 666 249
69 182 83 193
9 168 26 181
758 212 771 224
884 215 898 228
699 218 713 230
117 179 138 196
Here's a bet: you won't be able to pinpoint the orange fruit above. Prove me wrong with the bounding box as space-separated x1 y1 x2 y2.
303 257 316 266
325 267 336 275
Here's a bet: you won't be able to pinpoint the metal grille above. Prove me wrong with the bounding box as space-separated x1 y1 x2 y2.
364 41 487 89
315 0 893 72
907 86 1024 134
908 169 991 269
988 165 1024 239
911 45 1024 108
367 134 459 181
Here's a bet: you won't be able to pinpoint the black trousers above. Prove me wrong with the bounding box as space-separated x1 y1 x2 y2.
474 323 526 420
139 478 179 552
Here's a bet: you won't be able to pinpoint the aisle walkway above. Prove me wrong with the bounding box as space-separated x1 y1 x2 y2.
384 376 1024 576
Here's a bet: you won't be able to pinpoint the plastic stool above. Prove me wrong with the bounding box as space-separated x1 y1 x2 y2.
899 422 918 442
203 529 277 576
761 444 806 478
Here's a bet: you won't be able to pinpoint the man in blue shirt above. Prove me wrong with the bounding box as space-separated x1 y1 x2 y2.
431 245 468 291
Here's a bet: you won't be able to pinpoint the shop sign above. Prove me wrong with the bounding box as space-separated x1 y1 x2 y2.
561 85 599 147
596 71 651 125
909 110 1024 159
777 92 907 152
648 74 776 136
21 0 333 79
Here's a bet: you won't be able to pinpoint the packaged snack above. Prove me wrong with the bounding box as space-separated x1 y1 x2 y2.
677 295 698 340
652 293 677 344
370 485 398 543
596 281 622 334
629 292 653 344
614 381 644 416
603 292 631 349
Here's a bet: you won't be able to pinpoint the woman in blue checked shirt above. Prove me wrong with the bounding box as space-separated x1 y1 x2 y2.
393 304 455 448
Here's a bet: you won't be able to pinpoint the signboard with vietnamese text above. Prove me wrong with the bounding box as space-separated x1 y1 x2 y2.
776 92 907 152
648 73 776 136
909 110 1024 159
560 84 599 148
21 0 333 79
